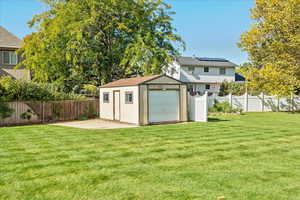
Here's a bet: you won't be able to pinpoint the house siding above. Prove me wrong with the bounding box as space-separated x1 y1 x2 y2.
167 58 237 94
181 66 235 83
0 49 30 81
0 26 31 81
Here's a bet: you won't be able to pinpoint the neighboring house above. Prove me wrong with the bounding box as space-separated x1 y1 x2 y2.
99 75 188 125
0 26 30 80
166 56 240 95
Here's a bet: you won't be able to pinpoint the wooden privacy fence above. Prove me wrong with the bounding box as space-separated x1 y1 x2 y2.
0 99 99 126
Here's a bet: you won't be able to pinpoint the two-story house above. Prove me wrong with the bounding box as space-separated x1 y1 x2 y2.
0 26 30 80
166 56 239 95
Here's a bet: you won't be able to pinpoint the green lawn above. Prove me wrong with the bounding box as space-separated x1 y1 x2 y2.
0 113 300 200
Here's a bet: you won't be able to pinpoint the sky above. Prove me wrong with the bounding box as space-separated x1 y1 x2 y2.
0 0 254 64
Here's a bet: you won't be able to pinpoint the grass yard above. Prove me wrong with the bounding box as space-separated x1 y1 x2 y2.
0 113 300 200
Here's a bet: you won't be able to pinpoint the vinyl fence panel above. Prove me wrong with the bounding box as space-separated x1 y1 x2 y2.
208 93 300 112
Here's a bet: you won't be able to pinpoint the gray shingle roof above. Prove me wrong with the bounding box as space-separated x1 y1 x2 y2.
177 56 238 68
177 57 202 66
0 26 22 49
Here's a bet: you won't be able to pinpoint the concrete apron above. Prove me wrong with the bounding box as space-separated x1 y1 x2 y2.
51 119 138 129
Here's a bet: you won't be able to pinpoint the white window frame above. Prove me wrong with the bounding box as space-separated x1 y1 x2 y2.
187 66 195 74
125 91 133 104
205 84 210 90
219 68 226 75
170 68 176 76
103 92 109 103
1 51 18 65
204 67 209 73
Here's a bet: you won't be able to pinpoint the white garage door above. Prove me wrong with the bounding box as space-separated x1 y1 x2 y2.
149 90 179 123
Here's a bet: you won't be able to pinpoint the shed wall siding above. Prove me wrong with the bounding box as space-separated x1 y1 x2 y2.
99 86 139 124
147 76 180 84
120 86 139 124
99 88 114 120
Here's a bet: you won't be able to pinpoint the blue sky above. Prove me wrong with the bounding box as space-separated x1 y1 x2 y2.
0 0 254 64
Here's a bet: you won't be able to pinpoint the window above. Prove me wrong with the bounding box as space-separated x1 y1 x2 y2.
187 84 193 92
103 92 109 103
125 92 133 104
170 68 177 76
220 68 226 75
187 66 195 74
1 51 18 65
205 84 210 90
204 67 209 73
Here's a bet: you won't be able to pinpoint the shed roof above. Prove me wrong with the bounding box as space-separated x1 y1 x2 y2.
0 26 22 49
100 75 162 88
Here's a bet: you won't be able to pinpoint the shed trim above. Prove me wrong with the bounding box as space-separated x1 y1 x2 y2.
100 74 184 88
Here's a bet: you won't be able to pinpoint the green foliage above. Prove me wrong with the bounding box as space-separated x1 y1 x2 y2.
238 0 300 96
0 102 14 120
20 109 33 120
209 101 242 113
19 0 184 92
82 84 98 97
75 116 89 121
219 81 246 96
0 76 87 102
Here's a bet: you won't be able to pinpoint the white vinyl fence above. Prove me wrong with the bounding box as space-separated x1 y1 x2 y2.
188 93 208 122
208 93 300 112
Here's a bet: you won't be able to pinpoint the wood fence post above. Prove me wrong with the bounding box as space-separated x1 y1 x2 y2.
42 101 44 123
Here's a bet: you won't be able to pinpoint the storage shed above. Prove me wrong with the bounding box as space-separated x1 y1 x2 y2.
99 75 188 125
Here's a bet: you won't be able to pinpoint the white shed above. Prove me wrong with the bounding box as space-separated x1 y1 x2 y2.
99 75 188 125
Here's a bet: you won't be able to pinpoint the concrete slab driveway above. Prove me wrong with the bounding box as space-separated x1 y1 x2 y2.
52 119 138 129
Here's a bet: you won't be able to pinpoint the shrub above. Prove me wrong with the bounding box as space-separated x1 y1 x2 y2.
0 76 87 102
82 84 98 97
20 109 33 120
0 102 14 119
209 101 242 113
219 81 246 96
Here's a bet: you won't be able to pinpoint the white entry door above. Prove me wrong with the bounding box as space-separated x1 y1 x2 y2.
114 91 120 121
149 90 179 123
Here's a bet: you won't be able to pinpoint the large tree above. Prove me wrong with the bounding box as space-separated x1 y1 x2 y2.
238 0 300 96
19 0 184 92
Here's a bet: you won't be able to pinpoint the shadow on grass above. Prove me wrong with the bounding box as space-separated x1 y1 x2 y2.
208 118 230 122
286 111 300 114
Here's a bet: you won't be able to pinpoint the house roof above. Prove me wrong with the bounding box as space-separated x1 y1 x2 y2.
0 26 22 49
177 57 202 66
177 56 237 68
100 75 162 88
0 68 13 78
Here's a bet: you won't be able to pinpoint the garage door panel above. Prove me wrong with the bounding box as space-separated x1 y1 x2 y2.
149 90 179 123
